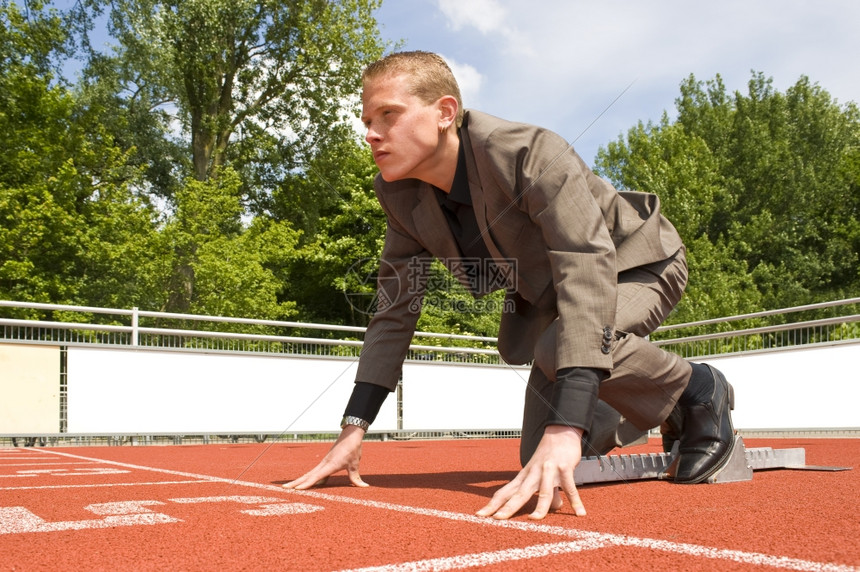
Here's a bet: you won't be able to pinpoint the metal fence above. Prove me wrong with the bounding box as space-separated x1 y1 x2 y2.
2 298 859 447
0 301 501 363
649 298 860 358
2 298 858 360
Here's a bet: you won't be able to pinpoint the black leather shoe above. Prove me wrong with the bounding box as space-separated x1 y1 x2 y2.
671 364 736 484
659 404 684 453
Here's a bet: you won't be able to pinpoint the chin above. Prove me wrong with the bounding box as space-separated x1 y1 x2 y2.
379 169 408 183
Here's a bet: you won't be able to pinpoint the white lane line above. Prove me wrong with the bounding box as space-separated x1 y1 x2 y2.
0 457 65 461
0 480 207 491
337 539 614 572
336 538 859 572
615 537 859 572
33 449 858 572
168 496 324 516
0 462 98 466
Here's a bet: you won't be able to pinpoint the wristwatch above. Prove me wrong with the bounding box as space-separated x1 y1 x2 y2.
340 415 370 431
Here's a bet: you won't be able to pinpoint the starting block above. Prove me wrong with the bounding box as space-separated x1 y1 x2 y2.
574 435 852 486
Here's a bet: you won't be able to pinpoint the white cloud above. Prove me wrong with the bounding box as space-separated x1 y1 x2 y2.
442 56 485 110
436 0 533 55
437 0 508 34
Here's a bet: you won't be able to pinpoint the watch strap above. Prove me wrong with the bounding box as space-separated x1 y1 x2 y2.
340 415 370 431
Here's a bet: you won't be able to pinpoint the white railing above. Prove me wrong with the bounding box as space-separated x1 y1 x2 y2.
2 297 859 360
0 300 501 363
1 298 858 444
650 297 860 358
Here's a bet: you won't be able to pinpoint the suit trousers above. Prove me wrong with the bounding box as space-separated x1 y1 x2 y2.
520 247 692 465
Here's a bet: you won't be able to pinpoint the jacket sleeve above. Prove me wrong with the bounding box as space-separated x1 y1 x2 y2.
354 178 433 391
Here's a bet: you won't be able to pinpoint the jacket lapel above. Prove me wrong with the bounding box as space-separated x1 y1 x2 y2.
412 182 461 262
460 125 518 293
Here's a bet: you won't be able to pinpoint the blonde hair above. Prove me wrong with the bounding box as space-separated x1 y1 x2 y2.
363 51 464 127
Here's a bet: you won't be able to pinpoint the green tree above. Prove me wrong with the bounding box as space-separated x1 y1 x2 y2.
155 167 300 321
68 0 387 314
283 140 385 327
595 72 860 319
0 0 159 312
77 0 384 182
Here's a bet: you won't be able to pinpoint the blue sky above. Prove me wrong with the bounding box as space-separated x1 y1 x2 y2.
374 0 860 163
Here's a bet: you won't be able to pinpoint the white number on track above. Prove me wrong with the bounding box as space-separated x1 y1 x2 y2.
0 496 322 534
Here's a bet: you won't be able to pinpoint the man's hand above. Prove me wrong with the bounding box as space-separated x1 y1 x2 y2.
282 425 368 489
476 425 585 519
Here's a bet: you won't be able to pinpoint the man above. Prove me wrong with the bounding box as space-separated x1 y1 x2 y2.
284 51 735 520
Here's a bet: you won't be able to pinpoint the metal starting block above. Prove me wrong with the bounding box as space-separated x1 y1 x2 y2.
574 435 852 486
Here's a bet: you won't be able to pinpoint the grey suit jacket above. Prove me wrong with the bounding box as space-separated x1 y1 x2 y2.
355 110 684 391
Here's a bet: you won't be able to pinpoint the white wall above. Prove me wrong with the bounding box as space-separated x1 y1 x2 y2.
48 341 860 434
399 362 529 430
398 344 860 431
0 344 60 432
699 344 859 430
66 348 397 433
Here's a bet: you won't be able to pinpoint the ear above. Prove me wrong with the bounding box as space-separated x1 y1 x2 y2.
437 95 459 131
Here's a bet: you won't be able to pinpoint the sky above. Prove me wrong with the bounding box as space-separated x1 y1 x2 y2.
373 0 860 163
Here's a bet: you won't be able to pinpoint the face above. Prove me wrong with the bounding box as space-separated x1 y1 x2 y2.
361 73 446 184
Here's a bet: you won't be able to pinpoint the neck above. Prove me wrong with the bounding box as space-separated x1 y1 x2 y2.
425 130 460 193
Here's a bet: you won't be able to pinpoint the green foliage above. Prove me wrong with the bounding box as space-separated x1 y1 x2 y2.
87 0 385 183
282 142 387 327
595 71 860 320
1 0 157 310
0 0 70 76
3 0 857 343
156 167 300 321
70 0 388 317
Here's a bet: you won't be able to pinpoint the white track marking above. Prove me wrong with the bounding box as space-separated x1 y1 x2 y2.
169 495 323 516
24 449 857 572
0 461 92 465
336 540 858 572
0 496 323 534
0 480 207 491
170 495 284 504
1 467 127 478
11 468 129 477
0 501 180 533
240 502 323 516
338 539 615 572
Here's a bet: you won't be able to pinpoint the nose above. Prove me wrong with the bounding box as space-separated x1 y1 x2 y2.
365 125 381 145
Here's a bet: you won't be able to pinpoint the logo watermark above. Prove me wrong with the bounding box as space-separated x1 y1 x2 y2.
343 257 517 317
407 258 516 295
342 258 400 317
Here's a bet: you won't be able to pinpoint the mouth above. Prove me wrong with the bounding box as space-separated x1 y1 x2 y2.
373 149 390 163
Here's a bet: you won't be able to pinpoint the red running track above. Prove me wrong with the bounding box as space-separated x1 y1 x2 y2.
1 438 858 571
